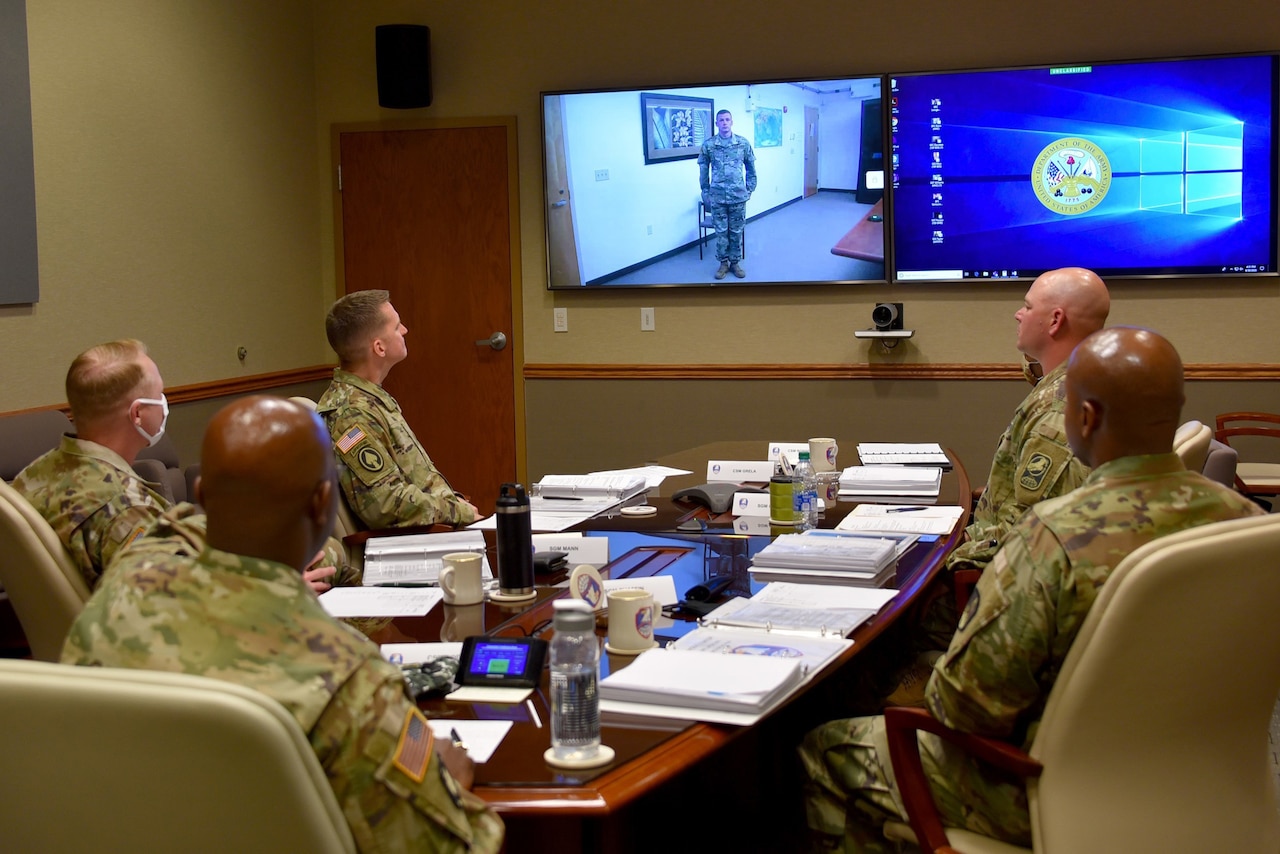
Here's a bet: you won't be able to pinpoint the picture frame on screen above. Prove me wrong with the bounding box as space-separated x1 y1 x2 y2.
888 52 1280 283
542 76 887 289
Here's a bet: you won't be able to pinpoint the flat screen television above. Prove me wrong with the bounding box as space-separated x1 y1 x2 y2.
541 76 887 289
888 53 1279 282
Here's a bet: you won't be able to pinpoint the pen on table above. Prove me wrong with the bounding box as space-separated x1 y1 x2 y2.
450 728 469 752
539 495 583 501
886 506 929 513
376 582 436 588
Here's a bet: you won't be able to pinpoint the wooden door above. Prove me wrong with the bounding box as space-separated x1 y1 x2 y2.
543 96 582 287
333 120 522 515
804 106 819 198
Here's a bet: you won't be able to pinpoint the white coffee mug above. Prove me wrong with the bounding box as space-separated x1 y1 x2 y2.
606 589 656 654
439 552 485 606
809 438 839 473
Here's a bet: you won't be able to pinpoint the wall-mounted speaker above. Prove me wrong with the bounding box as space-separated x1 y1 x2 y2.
375 24 431 109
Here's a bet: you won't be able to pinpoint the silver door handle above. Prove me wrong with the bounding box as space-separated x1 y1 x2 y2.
475 331 507 351
551 200 568 208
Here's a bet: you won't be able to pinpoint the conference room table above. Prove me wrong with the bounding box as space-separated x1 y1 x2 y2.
362 441 972 853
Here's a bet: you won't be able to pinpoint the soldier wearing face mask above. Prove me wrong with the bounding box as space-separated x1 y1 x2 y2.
14 340 355 592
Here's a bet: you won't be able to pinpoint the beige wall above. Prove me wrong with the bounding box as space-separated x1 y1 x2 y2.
3 0 331 411
6 0 1279 482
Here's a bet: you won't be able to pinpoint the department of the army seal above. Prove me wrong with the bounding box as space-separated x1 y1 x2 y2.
1032 137 1111 214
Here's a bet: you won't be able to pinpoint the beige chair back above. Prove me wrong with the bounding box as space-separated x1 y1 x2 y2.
0 659 356 853
1029 513 1280 852
0 480 91 661
1172 419 1212 473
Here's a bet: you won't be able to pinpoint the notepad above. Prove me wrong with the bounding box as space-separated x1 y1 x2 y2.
856 442 951 468
599 647 804 715
838 465 942 498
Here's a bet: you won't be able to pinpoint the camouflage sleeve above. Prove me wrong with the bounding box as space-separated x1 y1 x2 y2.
745 142 757 194
925 521 1057 739
312 659 504 853
330 413 473 530
698 144 710 191
94 499 167 582
995 411 1085 536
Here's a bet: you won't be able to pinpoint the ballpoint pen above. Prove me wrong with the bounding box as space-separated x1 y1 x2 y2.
450 728 469 752
886 506 929 513
377 582 436 588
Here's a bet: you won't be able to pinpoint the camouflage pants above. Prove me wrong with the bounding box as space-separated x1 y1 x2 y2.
712 202 746 261
798 715 1032 852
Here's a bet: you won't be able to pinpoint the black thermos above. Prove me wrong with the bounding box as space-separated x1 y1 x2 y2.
495 482 534 596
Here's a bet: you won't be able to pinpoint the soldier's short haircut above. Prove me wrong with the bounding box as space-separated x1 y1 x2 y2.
66 339 150 425
716 109 732 119
326 289 391 366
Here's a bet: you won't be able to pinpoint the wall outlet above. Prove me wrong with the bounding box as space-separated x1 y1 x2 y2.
594 169 609 181
640 307 655 331
553 307 568 333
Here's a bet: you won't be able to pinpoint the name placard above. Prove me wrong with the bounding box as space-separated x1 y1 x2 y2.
706 460 774 483
731 491 771 516
530 534 610 567
733 516 773 535
767 441 808 466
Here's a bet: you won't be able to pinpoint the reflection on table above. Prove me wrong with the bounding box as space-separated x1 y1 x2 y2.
363 441 971 853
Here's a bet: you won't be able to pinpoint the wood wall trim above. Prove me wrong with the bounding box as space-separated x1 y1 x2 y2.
523 363 1280 381
163 365 335 405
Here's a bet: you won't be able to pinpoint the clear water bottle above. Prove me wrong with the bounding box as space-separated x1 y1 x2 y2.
793 450 818 530
549 599 601 762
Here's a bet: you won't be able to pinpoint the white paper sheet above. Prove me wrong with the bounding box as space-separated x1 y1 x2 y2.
318 586 443 618
426 720 512 764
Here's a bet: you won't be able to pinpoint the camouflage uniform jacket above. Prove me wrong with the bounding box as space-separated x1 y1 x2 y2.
62 525 504 853
928 453 1265 751
945 360 1089 572
698 133 758 205
13 434 171 589
317 369 476 530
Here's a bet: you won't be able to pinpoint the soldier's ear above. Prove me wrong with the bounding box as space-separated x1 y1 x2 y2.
1079 399 1102 439
309 478 336 545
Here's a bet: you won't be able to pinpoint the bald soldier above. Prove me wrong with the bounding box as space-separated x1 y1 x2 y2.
800 327 1264 852
64 396 503 852
318 290 479 530
14 339 349 591
890 268 1113 686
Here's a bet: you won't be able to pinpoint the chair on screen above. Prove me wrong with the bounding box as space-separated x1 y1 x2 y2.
0 479 90 661
881 513 1280 853
0 659 356 853
1214 411 1280 503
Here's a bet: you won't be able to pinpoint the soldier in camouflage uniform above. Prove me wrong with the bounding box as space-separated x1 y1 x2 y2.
63 396 503 853
799 327 1264 851
318 290 478 530
698 109 757 280
909 268 1112 658
14 339 352 591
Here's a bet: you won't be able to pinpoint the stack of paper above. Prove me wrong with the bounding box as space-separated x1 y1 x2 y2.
835 503 966 536
748 531 898 587
857 442 952 468
362 530 492 586
838 465 942 498
599 647 804 718
698 581 898 639
533 474 648 501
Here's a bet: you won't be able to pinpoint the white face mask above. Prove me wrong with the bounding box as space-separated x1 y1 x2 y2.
132 394 169 447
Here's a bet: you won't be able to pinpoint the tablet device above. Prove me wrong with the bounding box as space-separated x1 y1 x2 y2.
457 636 548 689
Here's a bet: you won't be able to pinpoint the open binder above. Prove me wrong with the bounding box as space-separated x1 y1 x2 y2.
532 474 648 500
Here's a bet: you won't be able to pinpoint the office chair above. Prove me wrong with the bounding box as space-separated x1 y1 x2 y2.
882 512 1280 853
1171 419 1212 474
1214 411 1280 501
0 479 91 661
0 409 72 482
0 659 357 853
697 192 745 261
133 433 191 504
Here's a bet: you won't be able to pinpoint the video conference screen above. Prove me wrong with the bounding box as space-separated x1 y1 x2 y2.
889 53 1280 282
542 76 887 289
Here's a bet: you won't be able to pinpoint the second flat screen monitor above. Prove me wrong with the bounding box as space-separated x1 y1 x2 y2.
542 77 887 289
889 53 1279 282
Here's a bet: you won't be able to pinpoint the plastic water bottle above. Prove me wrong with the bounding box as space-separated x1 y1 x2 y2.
793 451 818 530
549 600 601 762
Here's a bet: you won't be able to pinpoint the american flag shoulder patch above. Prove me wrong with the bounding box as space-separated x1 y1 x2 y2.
336 425 367 454
392 706 434 783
